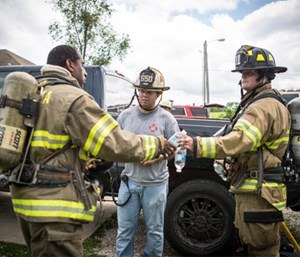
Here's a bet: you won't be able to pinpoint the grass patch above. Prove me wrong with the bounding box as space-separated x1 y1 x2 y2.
209 112 226 119
0 214 118 257
0 242 30 257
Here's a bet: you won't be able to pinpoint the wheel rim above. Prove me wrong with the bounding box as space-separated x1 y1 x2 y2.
173 196 230 251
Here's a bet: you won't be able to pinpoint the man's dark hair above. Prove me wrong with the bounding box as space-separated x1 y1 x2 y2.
47 45 79 67
257 69 276 82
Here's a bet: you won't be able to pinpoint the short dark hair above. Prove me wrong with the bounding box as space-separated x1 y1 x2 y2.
257 69 276 82
47 45 79 67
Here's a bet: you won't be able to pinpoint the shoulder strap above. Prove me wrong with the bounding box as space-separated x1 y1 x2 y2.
39 141 73 165
246 92 286 108
36 75 77 88
226 91 286 134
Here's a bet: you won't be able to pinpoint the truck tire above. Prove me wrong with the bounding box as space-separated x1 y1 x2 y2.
165 179 236 256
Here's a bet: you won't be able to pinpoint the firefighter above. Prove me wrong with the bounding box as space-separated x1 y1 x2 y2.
159 100 173 112
10 45 175 257
179 45 290 257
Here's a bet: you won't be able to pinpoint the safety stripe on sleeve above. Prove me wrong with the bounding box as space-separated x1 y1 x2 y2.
31 130 70 149
143 135 156 161
201 137 216 158
12 199 96 222
83 114 118 156
235 118 262 150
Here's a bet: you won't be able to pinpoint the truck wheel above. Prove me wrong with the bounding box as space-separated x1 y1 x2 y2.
165 179 236 256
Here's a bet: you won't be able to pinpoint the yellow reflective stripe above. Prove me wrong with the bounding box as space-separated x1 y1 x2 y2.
268 54 274 61
256 53 265 61
12 199 96 222
201 137 216 158
247 50 253 56
78 149 88 161
31 130 70 149
265 136 289 150
263 181 286 188
273 201 286 211
83 114 118 156
143 135 156 161
231 179 286 210
265 130 290 150
235 178 258 190
235 118 262 149
232 178 286 190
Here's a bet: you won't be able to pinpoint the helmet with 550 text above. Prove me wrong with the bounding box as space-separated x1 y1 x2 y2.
231 45 287 73
133 67 170 91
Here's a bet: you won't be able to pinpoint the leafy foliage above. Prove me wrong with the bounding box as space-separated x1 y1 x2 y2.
48 0 131 65
209 102 239 119
223 102 239 119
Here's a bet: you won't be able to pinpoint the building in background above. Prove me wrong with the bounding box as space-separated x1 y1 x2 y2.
0 49 35 66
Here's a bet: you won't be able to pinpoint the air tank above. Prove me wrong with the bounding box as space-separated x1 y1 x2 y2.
287 97 300 166
0 72 38 172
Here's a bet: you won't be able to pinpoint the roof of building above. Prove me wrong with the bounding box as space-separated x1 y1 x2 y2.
0 49 35 66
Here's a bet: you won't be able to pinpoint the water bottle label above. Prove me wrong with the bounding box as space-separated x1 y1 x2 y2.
168 131 186 147
168 134 179 146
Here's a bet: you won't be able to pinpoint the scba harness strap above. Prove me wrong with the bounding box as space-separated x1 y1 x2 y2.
0 93 40 118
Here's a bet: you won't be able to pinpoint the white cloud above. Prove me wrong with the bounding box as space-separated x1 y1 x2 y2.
0 0 299 106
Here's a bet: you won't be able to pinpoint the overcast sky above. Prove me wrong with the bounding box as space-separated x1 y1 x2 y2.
0 0 299 105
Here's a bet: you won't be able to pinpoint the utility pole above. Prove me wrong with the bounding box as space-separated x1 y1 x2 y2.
202 38 225 105
203 40 209 105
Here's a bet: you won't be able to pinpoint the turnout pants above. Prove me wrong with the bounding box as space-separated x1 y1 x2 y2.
234 193 281 257
17 217 84 257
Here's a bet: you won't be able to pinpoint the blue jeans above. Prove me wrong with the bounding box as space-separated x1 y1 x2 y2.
115 178 168 257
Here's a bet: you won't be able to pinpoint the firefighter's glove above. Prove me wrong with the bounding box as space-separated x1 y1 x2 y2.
141 155 164 165
158 136 176 160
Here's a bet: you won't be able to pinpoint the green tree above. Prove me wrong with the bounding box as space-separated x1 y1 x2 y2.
48 0 130 66
223 102 239 118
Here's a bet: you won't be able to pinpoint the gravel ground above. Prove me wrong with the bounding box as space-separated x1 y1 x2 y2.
95 212 181 257
95 209 300 257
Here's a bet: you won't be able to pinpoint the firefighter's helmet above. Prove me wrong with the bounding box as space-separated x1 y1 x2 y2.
231 45 287 73
133 67 170 91
160 100 174 110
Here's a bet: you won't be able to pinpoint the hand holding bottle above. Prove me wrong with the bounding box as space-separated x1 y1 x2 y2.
178 134 194 152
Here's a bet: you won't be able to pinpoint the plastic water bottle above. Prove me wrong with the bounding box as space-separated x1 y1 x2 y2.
168 130 187 147
213 161 227 181
174 148 187 173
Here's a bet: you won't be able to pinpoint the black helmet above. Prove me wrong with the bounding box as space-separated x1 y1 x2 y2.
232 45 287 73
133 67 170 91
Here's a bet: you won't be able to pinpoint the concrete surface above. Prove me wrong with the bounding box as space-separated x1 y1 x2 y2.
0 192 117 245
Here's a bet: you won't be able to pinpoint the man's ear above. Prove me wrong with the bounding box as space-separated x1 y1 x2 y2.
65 59 74 72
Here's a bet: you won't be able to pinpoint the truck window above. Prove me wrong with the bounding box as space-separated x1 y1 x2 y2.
105 74 135 115
171 107 186 116
190 108 208 117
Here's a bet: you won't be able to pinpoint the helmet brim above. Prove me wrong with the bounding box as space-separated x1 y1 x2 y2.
232 66 287 73
133 84 170 91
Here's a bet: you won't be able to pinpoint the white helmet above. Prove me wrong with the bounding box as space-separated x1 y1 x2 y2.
133 67 170 91
160 100 173 109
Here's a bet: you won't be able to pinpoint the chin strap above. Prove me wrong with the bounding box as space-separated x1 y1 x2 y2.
126 89 163 112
